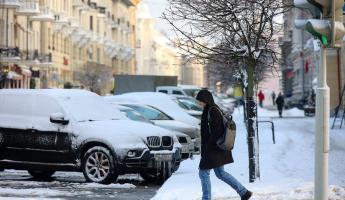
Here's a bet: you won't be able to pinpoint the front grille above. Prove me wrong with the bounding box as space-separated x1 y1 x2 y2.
147 136 161 148
162 136 173 147
178 137 188 144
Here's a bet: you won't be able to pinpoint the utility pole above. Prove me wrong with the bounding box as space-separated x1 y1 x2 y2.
294 0 345 199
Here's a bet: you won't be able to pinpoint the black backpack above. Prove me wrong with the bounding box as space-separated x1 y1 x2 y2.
207 106 236 151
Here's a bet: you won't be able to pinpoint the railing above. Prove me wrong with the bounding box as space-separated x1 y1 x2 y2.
258 120 276 144
0 47 21 57
16 0 39 15
72 0 84 7
30 6 54 21
0 0 20 8
38 52 52 63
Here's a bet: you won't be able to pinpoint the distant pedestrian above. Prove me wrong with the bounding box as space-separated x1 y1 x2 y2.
196 89 252 200
271 91 276 106
275 92 285 118
258 90 265 108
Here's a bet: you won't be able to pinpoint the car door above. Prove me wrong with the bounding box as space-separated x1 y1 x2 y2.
29 94 75 164
0 93 34 161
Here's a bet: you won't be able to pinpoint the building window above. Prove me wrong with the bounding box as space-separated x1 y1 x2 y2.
79 48 82 59
97 19 100 33
48 28 51 49
52 34 55 50
97 48 100 63
90 16 93 31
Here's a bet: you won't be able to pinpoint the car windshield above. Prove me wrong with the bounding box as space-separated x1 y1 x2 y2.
124 104 172 120
58 96 126 122
183 89 200 97
174 99 190 110
179 99 203 111
121 109 152 124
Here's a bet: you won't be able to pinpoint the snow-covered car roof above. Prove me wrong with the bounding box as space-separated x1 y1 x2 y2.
0 89 127 122
178 85 201 89
104 92 200 128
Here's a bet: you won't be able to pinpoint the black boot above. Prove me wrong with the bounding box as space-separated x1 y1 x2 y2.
241 190 252 200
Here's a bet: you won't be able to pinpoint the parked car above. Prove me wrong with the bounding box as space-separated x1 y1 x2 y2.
0 89 181 183
178 85 201 97
114 103 198 155
170 95 203 119
212 92 235 114
156 86 188 96
104 92 201 128
156 85 201 97
111 104 194 160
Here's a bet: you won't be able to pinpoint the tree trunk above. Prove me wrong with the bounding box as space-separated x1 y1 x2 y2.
245 63 257 183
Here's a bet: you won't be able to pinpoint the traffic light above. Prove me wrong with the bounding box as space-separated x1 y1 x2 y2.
294 0 345 48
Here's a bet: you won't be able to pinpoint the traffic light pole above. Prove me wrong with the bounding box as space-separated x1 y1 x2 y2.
314 46 329 200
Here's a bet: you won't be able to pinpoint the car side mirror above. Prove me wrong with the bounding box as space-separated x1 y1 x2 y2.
50 113 69 125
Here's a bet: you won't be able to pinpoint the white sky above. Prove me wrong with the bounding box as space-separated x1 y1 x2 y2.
142 0 172 34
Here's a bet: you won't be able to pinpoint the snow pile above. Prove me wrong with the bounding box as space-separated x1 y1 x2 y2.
74 182 136 189
257 107 305 118
152 108 345 200
0 187 70 197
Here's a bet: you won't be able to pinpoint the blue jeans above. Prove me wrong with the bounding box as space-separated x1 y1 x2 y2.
199 166 247 200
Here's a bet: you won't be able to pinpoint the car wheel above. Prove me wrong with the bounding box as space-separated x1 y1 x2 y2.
28 170 55 179
140 162 173 183
82 146 118 184
173 162 180 172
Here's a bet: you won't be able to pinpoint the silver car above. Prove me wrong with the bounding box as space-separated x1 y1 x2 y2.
111 104 194 160
115 103 200 154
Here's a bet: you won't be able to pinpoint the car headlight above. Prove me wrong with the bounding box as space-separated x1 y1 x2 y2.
127 149 143 158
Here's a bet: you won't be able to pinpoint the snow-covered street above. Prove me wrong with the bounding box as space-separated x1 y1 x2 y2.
0 107 344 200
152 107 345 200
0 171 158 199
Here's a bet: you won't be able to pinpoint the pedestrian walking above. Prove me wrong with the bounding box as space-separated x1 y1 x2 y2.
258 90 265 108
271 91 276 106
275 92 285 118
196 89 252 200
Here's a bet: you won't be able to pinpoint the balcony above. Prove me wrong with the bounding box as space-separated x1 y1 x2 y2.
16 0 39 15
0 47 21 62
72 0 84 7
52 13 70 33
30 6 54 21
98 6 106 14
0 0 20 8
37 53 52 63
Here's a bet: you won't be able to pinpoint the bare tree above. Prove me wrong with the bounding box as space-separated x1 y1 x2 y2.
75 62 113 95
163 0 291 182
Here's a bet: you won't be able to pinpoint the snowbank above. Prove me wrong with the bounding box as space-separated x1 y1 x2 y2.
152 108 345 200
74 182 136 189
257 107 305 118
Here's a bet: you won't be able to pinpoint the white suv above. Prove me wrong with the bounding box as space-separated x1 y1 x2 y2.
0 89 181 183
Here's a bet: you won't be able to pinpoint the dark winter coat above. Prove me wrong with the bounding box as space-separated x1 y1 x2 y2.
196 90 233 170
276 95 285 111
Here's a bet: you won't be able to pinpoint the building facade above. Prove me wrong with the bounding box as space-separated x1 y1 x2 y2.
279 2 344 110
1 0 140 94
136 2 205 87
136 2 181 81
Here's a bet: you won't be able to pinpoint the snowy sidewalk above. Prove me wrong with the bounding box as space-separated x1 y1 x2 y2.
152 108 345 200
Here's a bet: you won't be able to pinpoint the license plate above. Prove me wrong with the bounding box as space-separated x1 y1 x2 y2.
182 145 189 153
154 154 173 161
